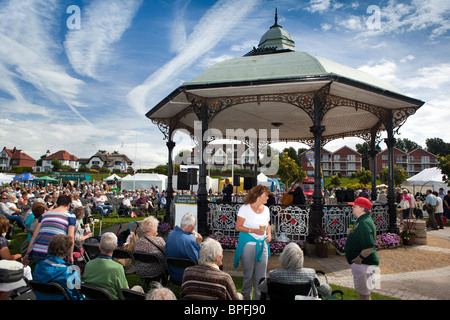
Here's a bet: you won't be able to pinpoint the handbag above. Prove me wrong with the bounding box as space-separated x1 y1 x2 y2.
399 199 410 209
295 288 321 300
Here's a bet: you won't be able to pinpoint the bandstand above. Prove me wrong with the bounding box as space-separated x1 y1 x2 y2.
146 13 424 243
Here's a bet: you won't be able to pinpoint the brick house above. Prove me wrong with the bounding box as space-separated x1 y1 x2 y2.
0 147 36 171
374 147 437 176
301 146 362 177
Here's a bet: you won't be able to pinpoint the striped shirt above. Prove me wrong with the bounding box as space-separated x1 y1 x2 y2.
31 210 76 260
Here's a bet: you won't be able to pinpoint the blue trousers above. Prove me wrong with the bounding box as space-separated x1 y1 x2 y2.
97 205 112 216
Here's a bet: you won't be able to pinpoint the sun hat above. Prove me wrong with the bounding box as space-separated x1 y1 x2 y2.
0 260 27 292
348 197 373 210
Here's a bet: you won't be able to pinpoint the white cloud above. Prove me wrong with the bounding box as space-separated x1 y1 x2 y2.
170 0 190 53
305 0 331 13
230 40 259 52
402 63 450 90
64 0 143 79
358 59 400 85
126 0 261 116
338 0 450 40
321 23 332 31
399 55 415 63
0 0 87 123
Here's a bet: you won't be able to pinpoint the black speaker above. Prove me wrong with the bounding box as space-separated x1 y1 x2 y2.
336 190 345 203
188 168 197 185
244 177 255 190
177 172 189 190
345 189 355 202
233 175 240 186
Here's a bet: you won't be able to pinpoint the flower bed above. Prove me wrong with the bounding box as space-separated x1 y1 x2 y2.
334 232 401 254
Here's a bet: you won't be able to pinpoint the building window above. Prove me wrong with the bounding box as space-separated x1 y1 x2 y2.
333 155 340 161
421 156 430 163
382 155 388 160
347 155 355 161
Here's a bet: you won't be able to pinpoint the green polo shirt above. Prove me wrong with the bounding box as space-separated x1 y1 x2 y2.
82 255 129 299
344 214 379 266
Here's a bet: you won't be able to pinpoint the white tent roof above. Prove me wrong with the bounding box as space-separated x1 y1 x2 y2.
121 173 166 181
121 173 167 191
103 173 122 181
406 167 445 184
0 173 13 184
403 167 449 192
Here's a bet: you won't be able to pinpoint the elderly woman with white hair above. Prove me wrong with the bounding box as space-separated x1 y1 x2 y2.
259 242 332 299
133 216 167 283
181 238 243 300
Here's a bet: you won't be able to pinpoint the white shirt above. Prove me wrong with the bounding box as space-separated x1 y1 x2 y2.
122 198 132 207
436 196 444 213
237 204 270 241
72 199 82 208
6 202 18 215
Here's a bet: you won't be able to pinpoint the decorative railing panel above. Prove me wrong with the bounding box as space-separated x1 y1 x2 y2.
207 202 389 241
269 205 310 242
322 204 389 240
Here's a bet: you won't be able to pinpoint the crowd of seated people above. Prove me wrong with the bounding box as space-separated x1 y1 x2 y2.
1 181 335 301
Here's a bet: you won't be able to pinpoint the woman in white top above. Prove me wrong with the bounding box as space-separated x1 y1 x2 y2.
235 185 272 300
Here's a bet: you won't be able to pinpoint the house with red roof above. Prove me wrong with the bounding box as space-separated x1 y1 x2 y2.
42 150 79 172
0 147 36 171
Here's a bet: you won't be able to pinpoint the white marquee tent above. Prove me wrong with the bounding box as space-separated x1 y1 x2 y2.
103 173 123 182
0 173 13 185
402 167 449 194
120 173 167 192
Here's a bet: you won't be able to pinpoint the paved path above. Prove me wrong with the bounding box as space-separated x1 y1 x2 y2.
317 228 450 300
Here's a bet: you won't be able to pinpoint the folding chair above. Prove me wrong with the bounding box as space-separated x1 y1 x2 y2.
27 280 71 300
82 242 101 261
120 288 146 300
165 257 197 289
80 283 113 300
133 251 168 289
113 248 135 274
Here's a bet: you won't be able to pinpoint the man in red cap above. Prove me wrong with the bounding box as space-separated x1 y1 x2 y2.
345 197 379 300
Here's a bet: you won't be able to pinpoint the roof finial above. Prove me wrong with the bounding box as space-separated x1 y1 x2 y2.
272 8 281 28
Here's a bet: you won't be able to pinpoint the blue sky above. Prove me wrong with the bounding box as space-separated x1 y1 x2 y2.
0 0 449 169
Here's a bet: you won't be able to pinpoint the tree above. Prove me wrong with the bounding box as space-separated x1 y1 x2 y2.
437 155 450 186
379 165 408 187
329 174 341 187
51 159 62 171
426 137 450 156
395 138 421 153
354 168 372 186
356 142 381 170
282 147 301 167
277 152 301 187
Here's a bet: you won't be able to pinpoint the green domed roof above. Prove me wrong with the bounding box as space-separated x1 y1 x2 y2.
185 50 403 95
258 23 295 51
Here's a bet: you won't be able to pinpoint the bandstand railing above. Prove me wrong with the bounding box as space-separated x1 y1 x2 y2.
206 202 389 242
